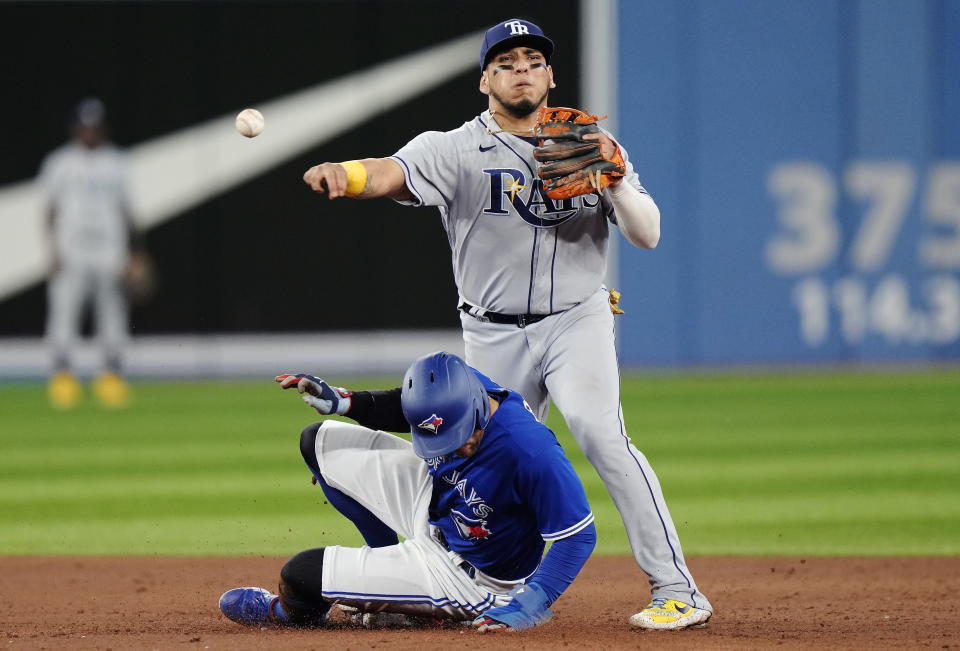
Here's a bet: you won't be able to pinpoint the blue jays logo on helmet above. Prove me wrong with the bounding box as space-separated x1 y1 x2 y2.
401 352 491 459
418 414 444 433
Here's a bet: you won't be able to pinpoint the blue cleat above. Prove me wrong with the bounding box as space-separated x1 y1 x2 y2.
219 587 288 627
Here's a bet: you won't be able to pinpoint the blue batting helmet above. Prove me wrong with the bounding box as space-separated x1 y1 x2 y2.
401 352 491 459
480 18 554 70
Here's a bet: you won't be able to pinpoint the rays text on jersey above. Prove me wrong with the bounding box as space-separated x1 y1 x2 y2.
482 168 599 228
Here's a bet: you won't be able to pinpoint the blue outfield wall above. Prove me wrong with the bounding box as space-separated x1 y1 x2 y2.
616 0 960 366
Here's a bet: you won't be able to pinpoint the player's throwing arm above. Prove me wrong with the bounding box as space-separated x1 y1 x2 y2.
303 158 410 200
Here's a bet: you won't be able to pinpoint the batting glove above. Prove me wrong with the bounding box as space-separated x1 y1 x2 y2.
275 373 352 415
473 583 553 633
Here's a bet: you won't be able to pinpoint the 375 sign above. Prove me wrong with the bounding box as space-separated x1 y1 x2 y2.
765 161 960 348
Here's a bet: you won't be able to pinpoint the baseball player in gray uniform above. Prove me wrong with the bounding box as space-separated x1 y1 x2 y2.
40 98 144 408
302 18 712 630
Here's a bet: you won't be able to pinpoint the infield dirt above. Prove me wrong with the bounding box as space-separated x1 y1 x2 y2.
2 556 958 649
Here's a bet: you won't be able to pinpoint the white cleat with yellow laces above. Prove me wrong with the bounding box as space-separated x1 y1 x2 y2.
629 598 712 630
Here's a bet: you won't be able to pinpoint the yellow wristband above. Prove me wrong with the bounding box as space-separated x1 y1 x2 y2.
340 160 368 197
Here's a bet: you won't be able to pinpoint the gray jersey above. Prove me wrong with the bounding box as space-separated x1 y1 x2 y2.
391 110 646 314
40 142 131 267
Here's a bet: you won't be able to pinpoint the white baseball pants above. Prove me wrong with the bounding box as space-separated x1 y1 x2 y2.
460 286 711 611
46 259 128 371
312 421 519 619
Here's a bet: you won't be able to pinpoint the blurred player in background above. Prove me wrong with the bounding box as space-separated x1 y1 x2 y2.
40 98 149 408
301 18 712 630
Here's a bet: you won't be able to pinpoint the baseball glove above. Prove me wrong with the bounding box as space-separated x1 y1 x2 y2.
533 106 626 200
124 252 157 305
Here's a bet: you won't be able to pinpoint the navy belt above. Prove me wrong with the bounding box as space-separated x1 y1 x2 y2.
434 527 478 579
459 302 560 328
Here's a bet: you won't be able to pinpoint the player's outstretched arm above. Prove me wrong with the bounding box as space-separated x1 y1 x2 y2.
302 158 412 201
276 373 353 415
275 374 409 432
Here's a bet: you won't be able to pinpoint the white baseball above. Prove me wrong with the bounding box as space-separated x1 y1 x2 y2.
235 108 265 138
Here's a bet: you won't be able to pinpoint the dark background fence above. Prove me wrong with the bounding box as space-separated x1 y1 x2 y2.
0 1 581 334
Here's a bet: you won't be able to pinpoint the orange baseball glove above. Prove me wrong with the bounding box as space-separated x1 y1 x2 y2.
533 106 626 200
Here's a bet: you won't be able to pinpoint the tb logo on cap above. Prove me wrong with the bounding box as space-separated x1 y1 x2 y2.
505 20 529 35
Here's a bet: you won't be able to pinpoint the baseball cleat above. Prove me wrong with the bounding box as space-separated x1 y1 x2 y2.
48 371 82 409
219 587 289 627
351 610 451 629
93 372 130 408
358 611 418 629
628 598 711 631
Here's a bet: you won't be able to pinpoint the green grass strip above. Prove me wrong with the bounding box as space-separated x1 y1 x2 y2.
1 370 957 556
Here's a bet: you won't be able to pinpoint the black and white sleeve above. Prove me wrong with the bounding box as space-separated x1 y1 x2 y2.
345 387 408 432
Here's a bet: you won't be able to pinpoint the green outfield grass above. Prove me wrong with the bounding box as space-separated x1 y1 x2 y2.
1 370 958 556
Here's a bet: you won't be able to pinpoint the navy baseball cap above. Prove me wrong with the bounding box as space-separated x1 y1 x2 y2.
71 97 106 127
480 18 554 70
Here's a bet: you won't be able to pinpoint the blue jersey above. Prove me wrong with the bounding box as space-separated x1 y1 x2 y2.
425 370 594 580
